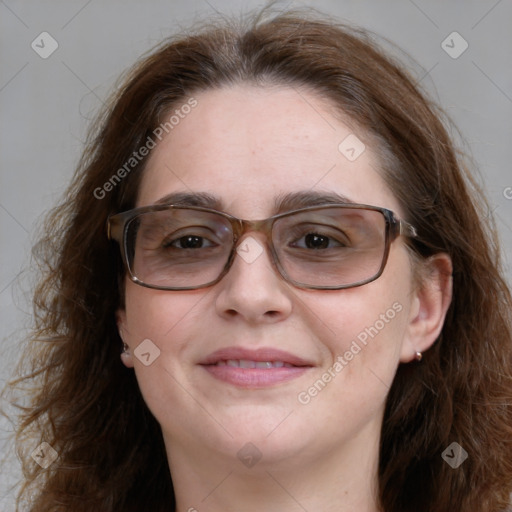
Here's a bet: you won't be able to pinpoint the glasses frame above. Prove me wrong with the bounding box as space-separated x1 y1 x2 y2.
107 203 417 291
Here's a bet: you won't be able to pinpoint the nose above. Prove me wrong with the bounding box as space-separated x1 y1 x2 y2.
214 234 293 324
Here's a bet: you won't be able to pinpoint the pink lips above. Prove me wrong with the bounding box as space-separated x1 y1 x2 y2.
200 347 313 388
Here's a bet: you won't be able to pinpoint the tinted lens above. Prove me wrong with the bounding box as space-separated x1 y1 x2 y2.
122 206 388 290
273 207 387 287
126 209 233 288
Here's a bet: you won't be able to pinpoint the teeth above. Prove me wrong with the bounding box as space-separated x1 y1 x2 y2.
255 361 272 369
216 360 292 368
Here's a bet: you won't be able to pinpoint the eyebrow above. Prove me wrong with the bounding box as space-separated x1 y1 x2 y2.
154 190 355 214
155 191 222 209
274 191 355 213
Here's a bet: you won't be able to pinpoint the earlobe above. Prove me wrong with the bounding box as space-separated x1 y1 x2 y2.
400 253 453 363
120 344 134 367
116 309 134 368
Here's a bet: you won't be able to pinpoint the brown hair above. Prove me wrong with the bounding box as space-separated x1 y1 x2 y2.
5 6 512 511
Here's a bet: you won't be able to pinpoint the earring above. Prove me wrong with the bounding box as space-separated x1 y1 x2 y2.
121 342 129 355
415 351 423 362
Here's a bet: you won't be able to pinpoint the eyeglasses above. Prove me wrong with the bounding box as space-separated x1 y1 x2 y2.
107 203 417 291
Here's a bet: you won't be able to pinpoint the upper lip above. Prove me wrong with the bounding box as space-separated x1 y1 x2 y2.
200 347 314 367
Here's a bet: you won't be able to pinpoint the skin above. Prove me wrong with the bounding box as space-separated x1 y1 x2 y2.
117 85 452 512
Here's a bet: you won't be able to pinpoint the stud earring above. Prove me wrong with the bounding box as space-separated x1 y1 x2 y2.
415 351 423 362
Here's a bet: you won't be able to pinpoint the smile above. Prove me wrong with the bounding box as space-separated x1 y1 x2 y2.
213 359 295 368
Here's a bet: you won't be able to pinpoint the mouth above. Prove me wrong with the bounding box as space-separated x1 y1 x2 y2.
212 359 296 368
199 347 314 388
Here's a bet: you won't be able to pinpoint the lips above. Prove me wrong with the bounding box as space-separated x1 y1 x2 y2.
200 347 313 367
215 360 293 368
200 347 313 388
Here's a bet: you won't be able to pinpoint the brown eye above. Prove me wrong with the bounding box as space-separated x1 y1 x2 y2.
163 234 215 249
304 233 339 249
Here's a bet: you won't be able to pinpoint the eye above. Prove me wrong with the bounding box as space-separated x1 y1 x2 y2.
299 233 342 249
287 225 349 250
291 232 345 249
163 233 217 250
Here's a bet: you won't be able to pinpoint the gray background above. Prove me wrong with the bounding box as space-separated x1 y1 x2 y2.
1 0 511 509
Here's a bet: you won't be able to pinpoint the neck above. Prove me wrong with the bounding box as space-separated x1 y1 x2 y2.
167 425 382 512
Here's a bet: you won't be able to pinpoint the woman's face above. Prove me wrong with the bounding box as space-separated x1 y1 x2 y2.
117 85 423 471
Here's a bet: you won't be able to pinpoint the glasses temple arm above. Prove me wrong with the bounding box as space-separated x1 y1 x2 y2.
399 220 418 239
107 215 123 242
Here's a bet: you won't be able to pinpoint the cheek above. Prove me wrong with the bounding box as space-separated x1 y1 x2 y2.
295 292 409 426
121 284 207 420
290 289 410 446
323 296 406 382
122 282 206 342
120 283 208 394
306 252 413 380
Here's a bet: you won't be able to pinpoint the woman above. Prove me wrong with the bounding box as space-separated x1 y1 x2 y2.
7 6 512 512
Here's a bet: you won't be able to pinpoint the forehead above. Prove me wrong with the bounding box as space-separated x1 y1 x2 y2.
137 85 402 218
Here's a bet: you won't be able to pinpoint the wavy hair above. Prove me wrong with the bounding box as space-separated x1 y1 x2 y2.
5 6 512 511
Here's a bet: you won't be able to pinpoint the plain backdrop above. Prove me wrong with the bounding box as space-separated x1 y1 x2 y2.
1 0 511 509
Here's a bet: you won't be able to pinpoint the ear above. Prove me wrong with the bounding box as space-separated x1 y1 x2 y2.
400 253 453 363
116 308 134 368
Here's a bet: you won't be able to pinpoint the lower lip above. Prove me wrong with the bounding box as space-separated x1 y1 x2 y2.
201 365 310 388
